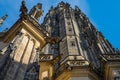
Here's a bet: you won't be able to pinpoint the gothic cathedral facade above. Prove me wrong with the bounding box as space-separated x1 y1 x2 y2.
0 1 120 80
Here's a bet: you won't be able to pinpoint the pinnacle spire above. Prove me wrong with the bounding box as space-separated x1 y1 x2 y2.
0 14 8 27
20 0 28 19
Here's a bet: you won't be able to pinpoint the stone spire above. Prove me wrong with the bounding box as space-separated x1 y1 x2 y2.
0 14 8 27
20 0 28 19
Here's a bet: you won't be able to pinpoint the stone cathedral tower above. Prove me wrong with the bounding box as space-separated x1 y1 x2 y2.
0 1 120 80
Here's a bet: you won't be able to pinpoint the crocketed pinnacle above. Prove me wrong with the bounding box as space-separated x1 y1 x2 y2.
0 14 8 27
20 0 28 19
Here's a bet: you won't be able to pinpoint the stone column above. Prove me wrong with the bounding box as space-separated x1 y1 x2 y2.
14 38 34 80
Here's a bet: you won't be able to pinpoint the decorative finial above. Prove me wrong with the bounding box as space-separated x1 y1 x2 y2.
20 0 28 19
0 14 8 27
50 6 54 10
75 5 81 12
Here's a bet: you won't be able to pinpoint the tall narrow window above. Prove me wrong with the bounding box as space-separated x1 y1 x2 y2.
70 41 75 46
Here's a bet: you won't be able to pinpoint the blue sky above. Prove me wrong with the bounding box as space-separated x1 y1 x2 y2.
0 0 120 49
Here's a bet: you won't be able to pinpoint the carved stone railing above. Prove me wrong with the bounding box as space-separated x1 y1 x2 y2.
60 55 89 66
102 54 120 61
60 55 88 65
54 58 90 78
67 60 89 66
39 54 53 61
